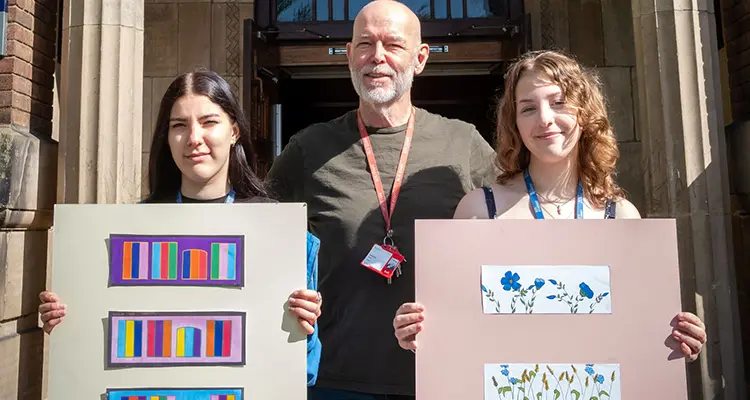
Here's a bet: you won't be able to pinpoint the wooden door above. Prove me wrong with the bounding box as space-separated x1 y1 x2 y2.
242 18 281 179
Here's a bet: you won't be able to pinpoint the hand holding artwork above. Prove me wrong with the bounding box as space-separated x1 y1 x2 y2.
667 312 706 362
288 289 322 335
393 302 425 350
38 291 66 334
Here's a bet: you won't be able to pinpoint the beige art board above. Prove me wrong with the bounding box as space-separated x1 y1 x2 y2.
47 203 310 400
414 219 688 400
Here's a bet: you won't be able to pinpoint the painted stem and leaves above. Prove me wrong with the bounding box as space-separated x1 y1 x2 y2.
489 364 618 400
482 270 609 314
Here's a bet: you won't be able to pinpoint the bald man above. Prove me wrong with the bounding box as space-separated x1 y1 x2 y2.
267 1 497 398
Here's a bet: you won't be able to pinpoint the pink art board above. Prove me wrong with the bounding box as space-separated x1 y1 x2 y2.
414 219 688 400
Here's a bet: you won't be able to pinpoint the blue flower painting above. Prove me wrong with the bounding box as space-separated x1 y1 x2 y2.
485 363 621 400
481 265 612 314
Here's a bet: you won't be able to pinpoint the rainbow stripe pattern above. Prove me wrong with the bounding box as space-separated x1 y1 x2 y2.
182 249 208 280
110 235 244 287
175 326 202 357
206 320 232 357
210 243 237 280
146 320 172 358
107 389 243 400
117 320 143 358
151 242 179 280
122 242 149 280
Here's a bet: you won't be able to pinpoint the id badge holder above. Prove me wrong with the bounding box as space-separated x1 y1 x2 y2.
360 231 406 283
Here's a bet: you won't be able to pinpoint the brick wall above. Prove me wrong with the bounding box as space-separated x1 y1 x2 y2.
0 0 59 399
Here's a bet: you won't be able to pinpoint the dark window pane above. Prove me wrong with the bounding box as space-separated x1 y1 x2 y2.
347 0 432 20
451 0 464 18
467 0 505 18
317 0 329 21
434 0 448 19
333 0 346 20
277 0 314 21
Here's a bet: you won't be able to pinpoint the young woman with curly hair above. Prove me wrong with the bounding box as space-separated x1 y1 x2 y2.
392 50 707 364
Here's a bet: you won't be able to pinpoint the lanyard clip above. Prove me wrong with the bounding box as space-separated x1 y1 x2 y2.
383 229 395 247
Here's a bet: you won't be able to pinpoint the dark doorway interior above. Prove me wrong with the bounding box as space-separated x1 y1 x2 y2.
279 72 506 148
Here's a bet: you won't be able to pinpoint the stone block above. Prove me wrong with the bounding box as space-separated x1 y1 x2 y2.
144 3 178 77
210 2 228 74
178 2 211 73
598 67 636 142
0 125 57 225
568 0 604 66
0 315 45 400
727 121 750 195
601 0 635 66
615 141 646 214
0 230 49 321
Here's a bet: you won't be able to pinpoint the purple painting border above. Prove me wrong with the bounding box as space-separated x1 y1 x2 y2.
108 234 244 287
106 311 246 368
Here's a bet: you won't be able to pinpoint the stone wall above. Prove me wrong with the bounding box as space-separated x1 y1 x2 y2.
0 0 59 399
142 0 254 194
721 0 750 391
525 0 644 211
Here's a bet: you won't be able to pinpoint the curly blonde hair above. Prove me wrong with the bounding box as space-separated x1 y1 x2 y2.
495 50 624 208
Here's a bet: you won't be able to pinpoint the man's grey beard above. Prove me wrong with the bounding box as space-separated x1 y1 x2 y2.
349 58 417 105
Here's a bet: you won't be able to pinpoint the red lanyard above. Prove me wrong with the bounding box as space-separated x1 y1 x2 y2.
356 108 415 236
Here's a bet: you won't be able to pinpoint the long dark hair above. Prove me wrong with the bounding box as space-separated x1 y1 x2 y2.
145 70 269 202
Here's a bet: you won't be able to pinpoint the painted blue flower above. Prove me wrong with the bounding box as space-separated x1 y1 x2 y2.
501 368 509 376
602 292 609 297
482 284 488 293
500 364 508 368
510 378 518 384
501 271 521 291
596 374 605 384
585 366 595 375
534 278 545 289
548 279 558 285
546 295 556 299
579 282 594 299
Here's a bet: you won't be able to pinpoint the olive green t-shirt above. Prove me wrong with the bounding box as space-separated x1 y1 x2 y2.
267 107 496 395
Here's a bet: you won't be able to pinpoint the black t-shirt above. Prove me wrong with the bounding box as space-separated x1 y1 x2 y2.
142 193 276 204
266 108 496 395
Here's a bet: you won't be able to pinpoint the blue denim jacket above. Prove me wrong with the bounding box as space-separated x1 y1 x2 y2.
305 232 322 386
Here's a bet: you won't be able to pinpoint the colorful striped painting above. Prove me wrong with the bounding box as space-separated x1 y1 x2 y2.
206 320 232 357
116 320 143 358
107 388 243 400
151 242 178 280
146 320 172 358
210 243 237 280
182 249 208 280
176 327 202 358
122 242 149 280
109 235 244 287
108 311 245 367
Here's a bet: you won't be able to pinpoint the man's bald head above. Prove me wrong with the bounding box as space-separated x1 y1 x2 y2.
353 0 422 46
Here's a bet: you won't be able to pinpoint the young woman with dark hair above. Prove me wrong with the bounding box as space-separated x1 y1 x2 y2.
38 70 324 385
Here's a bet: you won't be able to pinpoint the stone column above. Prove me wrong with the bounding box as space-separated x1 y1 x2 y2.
58 0 144 204
631 1 746 398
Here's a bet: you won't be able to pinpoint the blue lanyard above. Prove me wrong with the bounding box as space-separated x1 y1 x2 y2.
176 189 236 204
523 169 583 219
